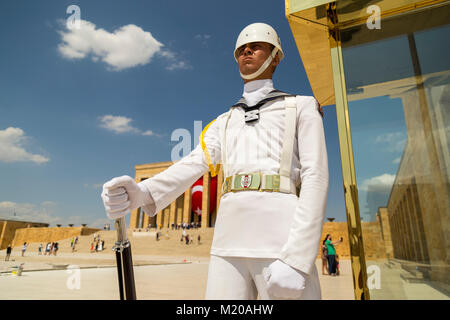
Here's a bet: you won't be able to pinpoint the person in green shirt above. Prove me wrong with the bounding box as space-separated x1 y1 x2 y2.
324 234 343 276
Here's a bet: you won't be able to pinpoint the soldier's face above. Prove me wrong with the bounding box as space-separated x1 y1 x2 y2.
236 42 279 82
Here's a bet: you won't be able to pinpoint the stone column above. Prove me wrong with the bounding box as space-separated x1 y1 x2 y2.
378 207 393 259
176 195 184 226
183 189 192 224
169 201 177 229
129 209 140 229
405 188 421 262
156 210 163 230
142 210 150 230
201 172 210 229
402 196 415 261
163 207 170 228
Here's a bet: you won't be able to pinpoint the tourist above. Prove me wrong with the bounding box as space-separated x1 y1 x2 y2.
5 244 11 261
185 234 189 245
53 242 59 256
101 240 105 251
71 238 74 248
90 242 94 253
95 241 99 252
101 22 328 300
38 244 43 255
325 235 343 276
321 236 329 275
198 234 201 245
45 242 51 255
21 242 27 257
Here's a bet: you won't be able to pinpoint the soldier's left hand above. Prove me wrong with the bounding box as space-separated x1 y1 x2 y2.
263 259 306 299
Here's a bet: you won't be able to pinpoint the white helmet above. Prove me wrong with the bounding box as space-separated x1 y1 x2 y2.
234 23 284 80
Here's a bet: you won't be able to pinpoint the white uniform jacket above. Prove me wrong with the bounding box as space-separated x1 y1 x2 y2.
140 80 329 276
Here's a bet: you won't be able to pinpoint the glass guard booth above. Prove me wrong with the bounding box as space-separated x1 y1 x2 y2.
286 0 449 299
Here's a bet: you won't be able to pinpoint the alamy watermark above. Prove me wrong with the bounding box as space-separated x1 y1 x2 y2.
366 5 381 30
66 264 81 290
367 265 381 290
66 5 81 30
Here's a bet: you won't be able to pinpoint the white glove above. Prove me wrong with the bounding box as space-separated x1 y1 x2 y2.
101 175 152 219
263 259 306 299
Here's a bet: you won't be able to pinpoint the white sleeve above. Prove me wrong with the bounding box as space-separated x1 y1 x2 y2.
279 96 329 275
139 116 222 216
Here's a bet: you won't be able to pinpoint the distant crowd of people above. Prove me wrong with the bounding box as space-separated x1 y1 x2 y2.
40 242 60 256
3 233 108 259
180 228 201 245
144 222 201 231
89 233 105 253
173 222 200 230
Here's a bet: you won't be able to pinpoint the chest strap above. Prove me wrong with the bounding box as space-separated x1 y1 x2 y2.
279 96 297 193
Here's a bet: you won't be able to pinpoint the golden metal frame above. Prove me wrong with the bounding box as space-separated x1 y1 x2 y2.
326 2 371 300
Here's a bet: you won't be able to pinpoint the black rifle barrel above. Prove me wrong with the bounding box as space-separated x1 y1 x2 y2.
114 217 137 300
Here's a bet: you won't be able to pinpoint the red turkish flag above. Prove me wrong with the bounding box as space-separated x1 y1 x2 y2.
191 176 217 216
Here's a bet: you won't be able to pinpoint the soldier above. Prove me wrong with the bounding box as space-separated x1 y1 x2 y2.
102 22 328 300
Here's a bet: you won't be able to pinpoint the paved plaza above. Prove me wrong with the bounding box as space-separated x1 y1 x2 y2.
0 251 355 300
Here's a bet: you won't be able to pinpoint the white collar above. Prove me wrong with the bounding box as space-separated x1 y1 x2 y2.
242 79 274 106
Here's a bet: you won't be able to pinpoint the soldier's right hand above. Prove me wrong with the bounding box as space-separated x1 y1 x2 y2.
101 175 149 219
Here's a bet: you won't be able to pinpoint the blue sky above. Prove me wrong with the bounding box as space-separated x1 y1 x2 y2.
0 0 348 228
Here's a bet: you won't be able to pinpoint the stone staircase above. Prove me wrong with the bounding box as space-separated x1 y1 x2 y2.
9 227 215 258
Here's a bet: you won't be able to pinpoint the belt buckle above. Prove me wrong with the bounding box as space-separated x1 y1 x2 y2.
232 173 261 191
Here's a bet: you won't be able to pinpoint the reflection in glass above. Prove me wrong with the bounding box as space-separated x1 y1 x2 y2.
340 4 450 299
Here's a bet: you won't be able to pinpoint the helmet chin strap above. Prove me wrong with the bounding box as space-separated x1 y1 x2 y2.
240 47 279 80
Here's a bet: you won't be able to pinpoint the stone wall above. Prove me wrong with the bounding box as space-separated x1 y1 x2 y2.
11 226 100 248
0 220 49 250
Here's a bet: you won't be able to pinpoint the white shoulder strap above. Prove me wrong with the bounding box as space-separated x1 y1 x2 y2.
279 96 297 193
221 109 234 178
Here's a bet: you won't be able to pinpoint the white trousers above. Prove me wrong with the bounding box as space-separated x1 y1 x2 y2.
205 255 321 300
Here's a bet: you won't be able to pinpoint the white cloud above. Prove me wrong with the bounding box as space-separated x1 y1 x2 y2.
99 115 160 137
374 132 407 153
57 19 191 71
0 201 104 228
359 173 396 193
166 60 191 71
0 127 49 164
58 20 163 70
142 130 154 136
99 115 140 134
0 201 61 225
392 157 401 164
